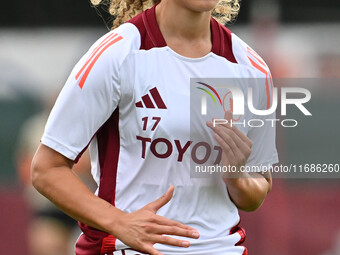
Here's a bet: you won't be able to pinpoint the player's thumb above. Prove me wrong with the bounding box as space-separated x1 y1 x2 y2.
224 110 233 124
145 185 174 213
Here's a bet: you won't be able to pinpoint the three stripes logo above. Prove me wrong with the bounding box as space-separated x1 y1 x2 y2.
75 32 123 89
135 87 167 109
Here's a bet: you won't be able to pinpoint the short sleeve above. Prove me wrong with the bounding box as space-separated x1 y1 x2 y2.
41 24 139 161
245 76 279 171
231 34 279 171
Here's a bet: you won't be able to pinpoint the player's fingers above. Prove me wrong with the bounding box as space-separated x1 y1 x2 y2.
218 110 252 148
218 120 253 149
153 225 200 239
153 215 197 231
207 121 251 161
145 245 164 255
214 129 250 164
213 133 235 163
223 121 252 148
214 128 251 164
224 110 233 123
207 121 243 156
145 186 174 213
211 111 233 128
221 126 251 155
234 149 250 166
211 124 239 154
152 234 191 248
231 127 252 148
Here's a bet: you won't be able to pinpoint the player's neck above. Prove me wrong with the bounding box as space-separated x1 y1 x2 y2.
156 1 211 42
156 1 212 58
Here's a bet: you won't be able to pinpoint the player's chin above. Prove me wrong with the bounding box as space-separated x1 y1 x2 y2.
188 0 220 12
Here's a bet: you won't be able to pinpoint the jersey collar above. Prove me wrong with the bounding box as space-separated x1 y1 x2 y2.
144 4 221 52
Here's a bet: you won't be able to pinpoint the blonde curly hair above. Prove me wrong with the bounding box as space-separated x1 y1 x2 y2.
91 0 241 29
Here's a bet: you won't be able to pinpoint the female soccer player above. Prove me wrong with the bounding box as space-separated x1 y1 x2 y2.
31 0 278 254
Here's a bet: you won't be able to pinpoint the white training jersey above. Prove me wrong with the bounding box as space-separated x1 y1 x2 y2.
41 4 278 255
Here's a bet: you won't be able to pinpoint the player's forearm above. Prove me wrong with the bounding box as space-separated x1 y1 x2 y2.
224 172 271 212
31 147 125 235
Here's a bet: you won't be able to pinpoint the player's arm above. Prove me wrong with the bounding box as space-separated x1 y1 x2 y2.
31 26 200 254
31 144 200 255
207 111 272 212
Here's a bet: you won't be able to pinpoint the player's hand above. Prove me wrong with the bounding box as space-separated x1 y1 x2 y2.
115 186 200 255
207 111 252 179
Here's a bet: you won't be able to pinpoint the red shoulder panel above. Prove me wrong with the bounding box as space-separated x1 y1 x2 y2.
127 4 166 50
211 18 237 63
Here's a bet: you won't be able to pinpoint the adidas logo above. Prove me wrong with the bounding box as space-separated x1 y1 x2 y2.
136 87 167 109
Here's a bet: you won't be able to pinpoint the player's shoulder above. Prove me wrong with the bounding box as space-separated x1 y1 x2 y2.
212 20 270 77
224 28 273 109
79 22 141 73
230 31 270 77
72 23 141 89
87 22 141 61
